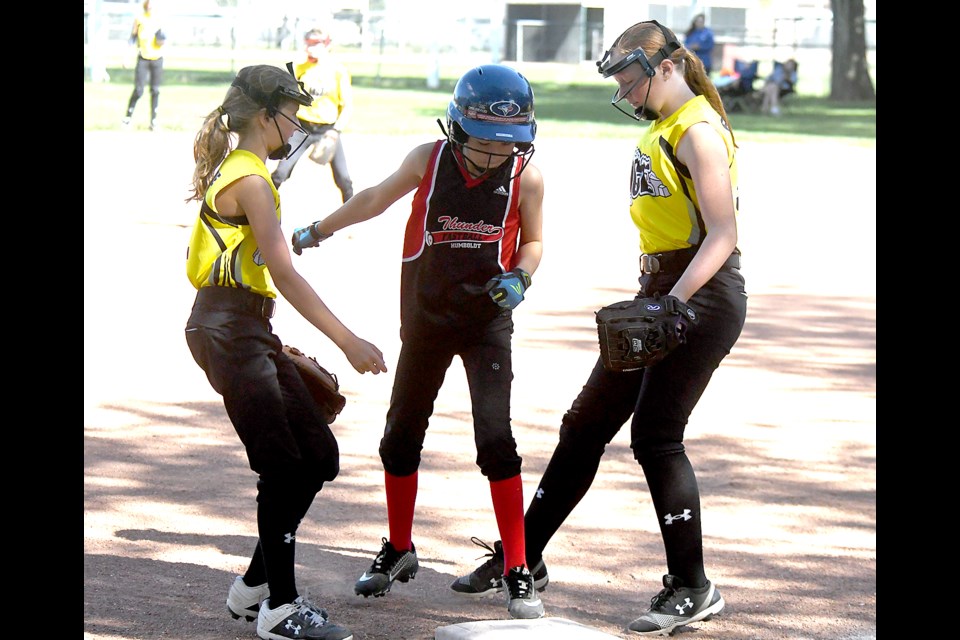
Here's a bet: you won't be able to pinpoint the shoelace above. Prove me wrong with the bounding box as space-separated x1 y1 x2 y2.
469 537 501 571
371 536 411 573
294 596 328 622
295 603 327 628
371 537 391 571
649 586 677 611
506 569 532 598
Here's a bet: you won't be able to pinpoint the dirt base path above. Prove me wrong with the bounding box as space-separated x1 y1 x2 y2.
84 131 876 640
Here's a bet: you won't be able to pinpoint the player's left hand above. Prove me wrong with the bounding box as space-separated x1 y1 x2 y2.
483 268 532 310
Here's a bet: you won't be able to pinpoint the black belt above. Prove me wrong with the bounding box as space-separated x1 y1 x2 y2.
195 286 277 318
640 248 741 275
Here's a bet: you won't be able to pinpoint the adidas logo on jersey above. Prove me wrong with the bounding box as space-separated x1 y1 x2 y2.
494 186 509 196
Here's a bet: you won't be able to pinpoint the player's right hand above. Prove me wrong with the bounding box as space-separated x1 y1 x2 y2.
342 337 387 375
291 222 333 255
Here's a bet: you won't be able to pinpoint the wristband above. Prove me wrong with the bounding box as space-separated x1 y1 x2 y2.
313 222 334 240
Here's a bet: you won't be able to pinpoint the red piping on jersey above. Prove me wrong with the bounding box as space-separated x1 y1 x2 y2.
402 140 444 261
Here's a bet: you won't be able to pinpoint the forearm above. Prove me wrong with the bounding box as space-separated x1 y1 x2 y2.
274 273 357 349
334 101 353 132
314 188 389 235
668 231 737 303
514 240 543 276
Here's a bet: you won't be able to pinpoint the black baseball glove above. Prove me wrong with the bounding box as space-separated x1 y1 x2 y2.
595 293 699 372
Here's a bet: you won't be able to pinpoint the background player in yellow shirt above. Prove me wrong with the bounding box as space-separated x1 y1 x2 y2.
271 27 356 203
122 0 165 130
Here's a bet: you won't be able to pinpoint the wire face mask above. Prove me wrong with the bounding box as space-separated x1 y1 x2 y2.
596 20 681 121
266 109 308 161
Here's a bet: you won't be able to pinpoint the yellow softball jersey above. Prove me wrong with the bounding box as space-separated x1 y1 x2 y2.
628 94 738 254
186 150 281 298
133 9 164 61
293 57 353 128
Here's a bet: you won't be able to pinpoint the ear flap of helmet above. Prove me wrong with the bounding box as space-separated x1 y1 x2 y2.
450 121 469 145
445 103 472 149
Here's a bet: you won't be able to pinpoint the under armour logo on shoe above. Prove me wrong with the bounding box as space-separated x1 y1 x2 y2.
494 186 509 196
675 597 694 614
284 532 296 544
285 620 302 634
663 509 692 525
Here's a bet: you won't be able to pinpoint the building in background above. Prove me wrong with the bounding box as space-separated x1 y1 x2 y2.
85 0 875 81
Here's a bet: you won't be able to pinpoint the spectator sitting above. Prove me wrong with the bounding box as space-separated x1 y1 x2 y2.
760 59 798 116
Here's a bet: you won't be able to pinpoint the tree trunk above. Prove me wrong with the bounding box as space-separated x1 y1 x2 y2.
830 0 876 100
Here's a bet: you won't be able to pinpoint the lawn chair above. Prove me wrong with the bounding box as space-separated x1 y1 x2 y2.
717 59 760 113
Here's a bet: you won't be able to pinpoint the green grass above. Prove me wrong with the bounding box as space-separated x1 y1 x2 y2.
86 66 876 142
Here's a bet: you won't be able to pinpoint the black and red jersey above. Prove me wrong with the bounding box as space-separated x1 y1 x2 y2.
400 140 524 336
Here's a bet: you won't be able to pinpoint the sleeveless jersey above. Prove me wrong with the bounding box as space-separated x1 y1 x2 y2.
185 150 281 298
133 10 163 61
294 57 352 128
628 94 739 254
400 140 524 334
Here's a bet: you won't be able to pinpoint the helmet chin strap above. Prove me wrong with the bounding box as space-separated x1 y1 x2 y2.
437 118 535 181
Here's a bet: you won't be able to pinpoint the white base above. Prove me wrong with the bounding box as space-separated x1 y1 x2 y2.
435 617 622 639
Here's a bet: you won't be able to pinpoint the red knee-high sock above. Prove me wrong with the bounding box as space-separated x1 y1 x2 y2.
490 475 526 575
384 471 417 552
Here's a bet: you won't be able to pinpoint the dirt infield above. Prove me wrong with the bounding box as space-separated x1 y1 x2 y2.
84 130 876 640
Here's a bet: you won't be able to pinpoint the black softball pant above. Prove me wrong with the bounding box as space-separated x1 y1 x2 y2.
184 299 340 490
126 55 163 120
379 320 523 482
523 267 747 570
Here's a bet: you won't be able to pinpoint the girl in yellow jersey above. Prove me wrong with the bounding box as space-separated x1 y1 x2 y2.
184 64 385 640
122 0 165 130
453 20 746 638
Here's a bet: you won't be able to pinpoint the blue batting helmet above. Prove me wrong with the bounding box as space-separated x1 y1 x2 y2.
447 65 536 145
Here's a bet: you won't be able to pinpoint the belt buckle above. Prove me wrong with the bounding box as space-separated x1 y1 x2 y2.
641 254 661 274
262 297 277 318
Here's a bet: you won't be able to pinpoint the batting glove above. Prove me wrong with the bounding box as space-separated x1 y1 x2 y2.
484 268 532 310
291 221 333 255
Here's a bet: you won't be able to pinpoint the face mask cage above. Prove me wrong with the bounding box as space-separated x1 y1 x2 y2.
268 110 309 160
437 119 535 181
595 20 681 121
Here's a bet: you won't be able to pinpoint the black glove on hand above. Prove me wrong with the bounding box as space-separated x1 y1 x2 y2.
483 268 532 310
